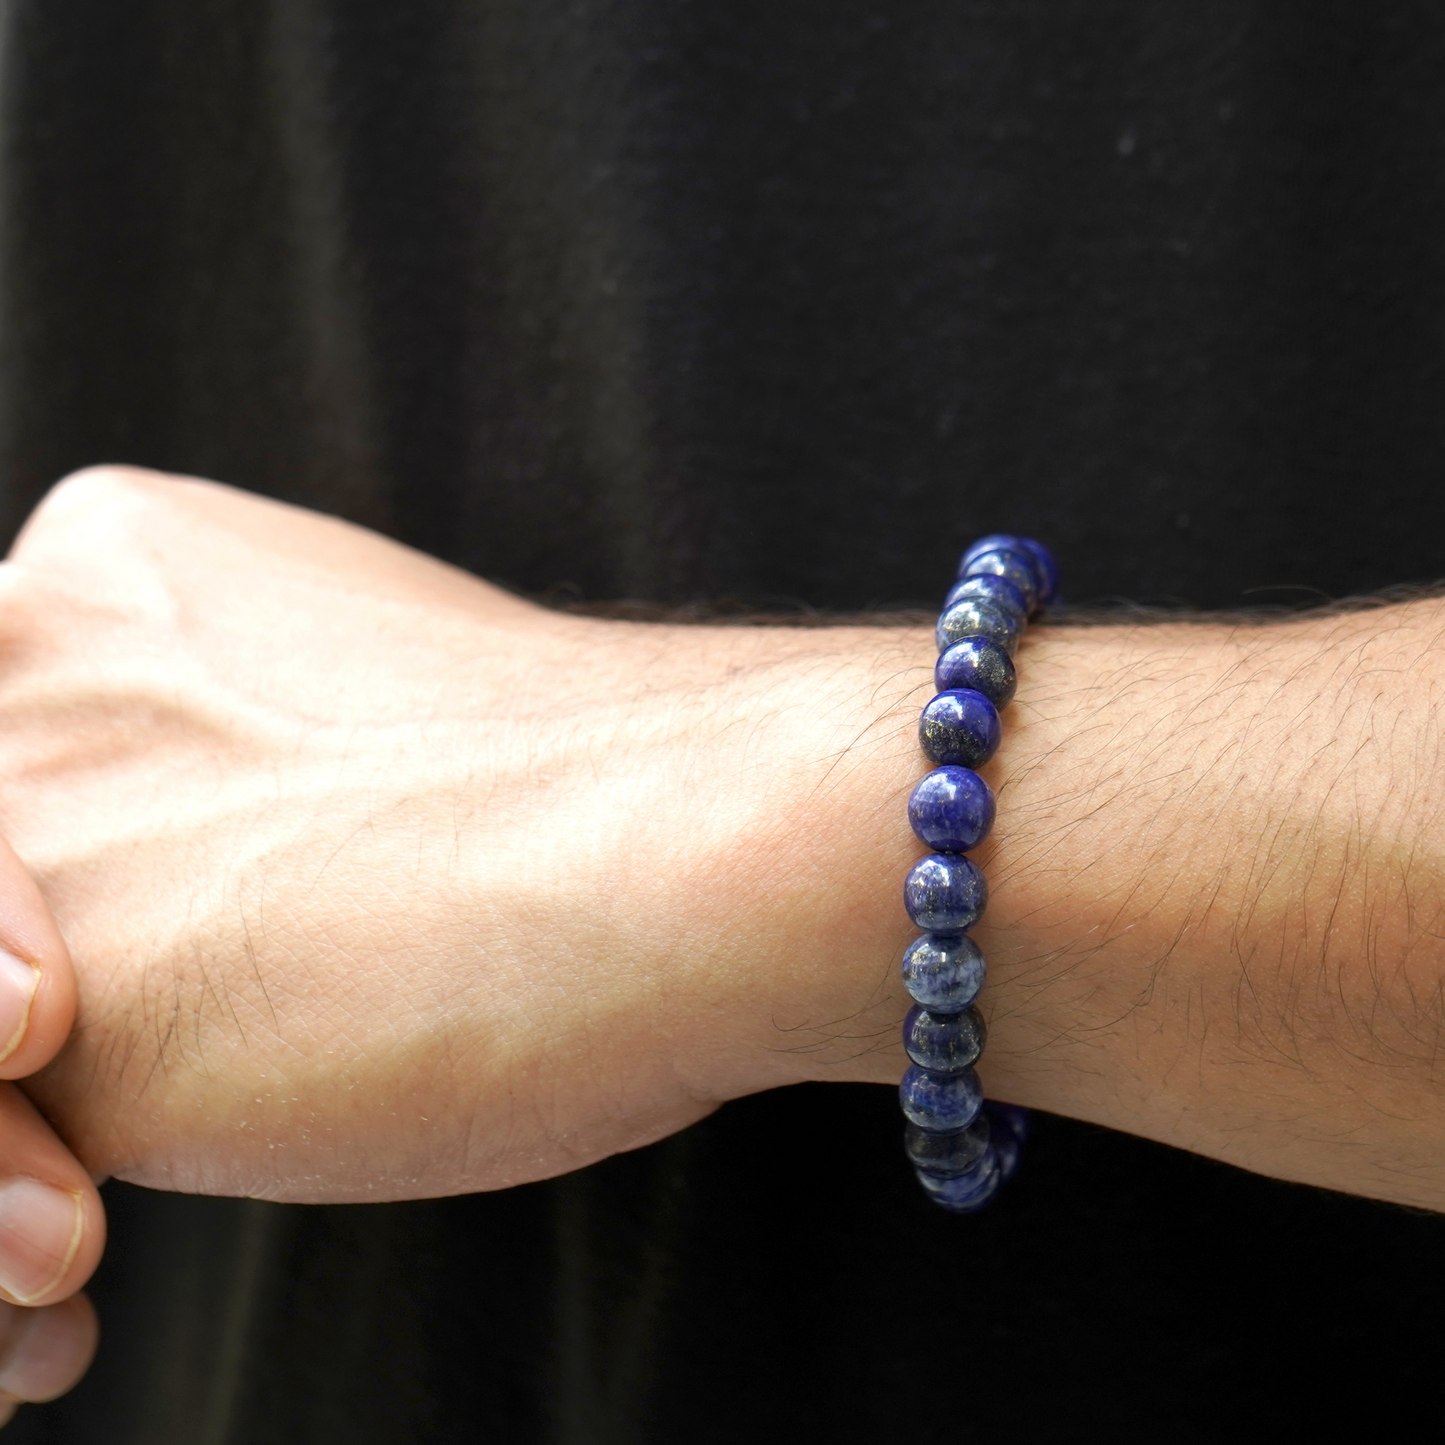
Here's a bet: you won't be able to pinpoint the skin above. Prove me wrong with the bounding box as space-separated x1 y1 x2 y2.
0 839 103 1421
2 464 1445 1407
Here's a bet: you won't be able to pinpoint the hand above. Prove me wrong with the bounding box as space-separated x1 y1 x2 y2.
0 467 928 1201
0 837 105 1425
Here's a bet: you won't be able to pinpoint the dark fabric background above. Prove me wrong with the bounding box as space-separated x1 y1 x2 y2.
1 1 1443 1440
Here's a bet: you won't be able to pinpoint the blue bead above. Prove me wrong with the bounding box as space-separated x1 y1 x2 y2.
944 573 1029 623
960 534 1050 601
935 597 1020 656
935 637 1016 708
904 1115 991 1176
901 932 986 1011
1017 538 1058 607
917 1148 1001 1212
958 533 1023 572
984 1103 1029 1181
899 1064 983 1132
908 766 995 852
903 1003 987 1073
919 688 1001 769
904 852 987 931
960 549 1039 612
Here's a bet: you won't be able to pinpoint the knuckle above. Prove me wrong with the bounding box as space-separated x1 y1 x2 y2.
15 466 179 558
44 464 165 515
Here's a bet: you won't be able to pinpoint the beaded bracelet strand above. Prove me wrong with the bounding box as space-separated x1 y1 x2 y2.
898 533 1058 1213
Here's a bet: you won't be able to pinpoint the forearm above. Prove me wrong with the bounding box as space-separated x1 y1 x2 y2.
792 602 1445 1209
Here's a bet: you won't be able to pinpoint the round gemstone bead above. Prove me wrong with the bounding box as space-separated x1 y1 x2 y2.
960 548 1039 612
935 637 1016 708
908 766 995 852
903 1003 987 1073
919 688 1001 769
917 1149 1001 1212
944 573 1029 623
935 597 1020 656
904 852 987 931
1017 538 1058 606
901 932 986 1011
899 1064 983 1132
958 533 1023 573
960 535 1054 612
904 1115 991 1176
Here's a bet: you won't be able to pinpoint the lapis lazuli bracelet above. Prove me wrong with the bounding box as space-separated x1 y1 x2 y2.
899 533 1057 1212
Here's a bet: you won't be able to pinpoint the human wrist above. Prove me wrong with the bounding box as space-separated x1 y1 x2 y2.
753 598 1445 1207
964 603 1445 1206
584 617 931 1104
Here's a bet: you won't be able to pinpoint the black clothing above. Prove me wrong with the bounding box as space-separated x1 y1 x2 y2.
2 2 1444 1440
